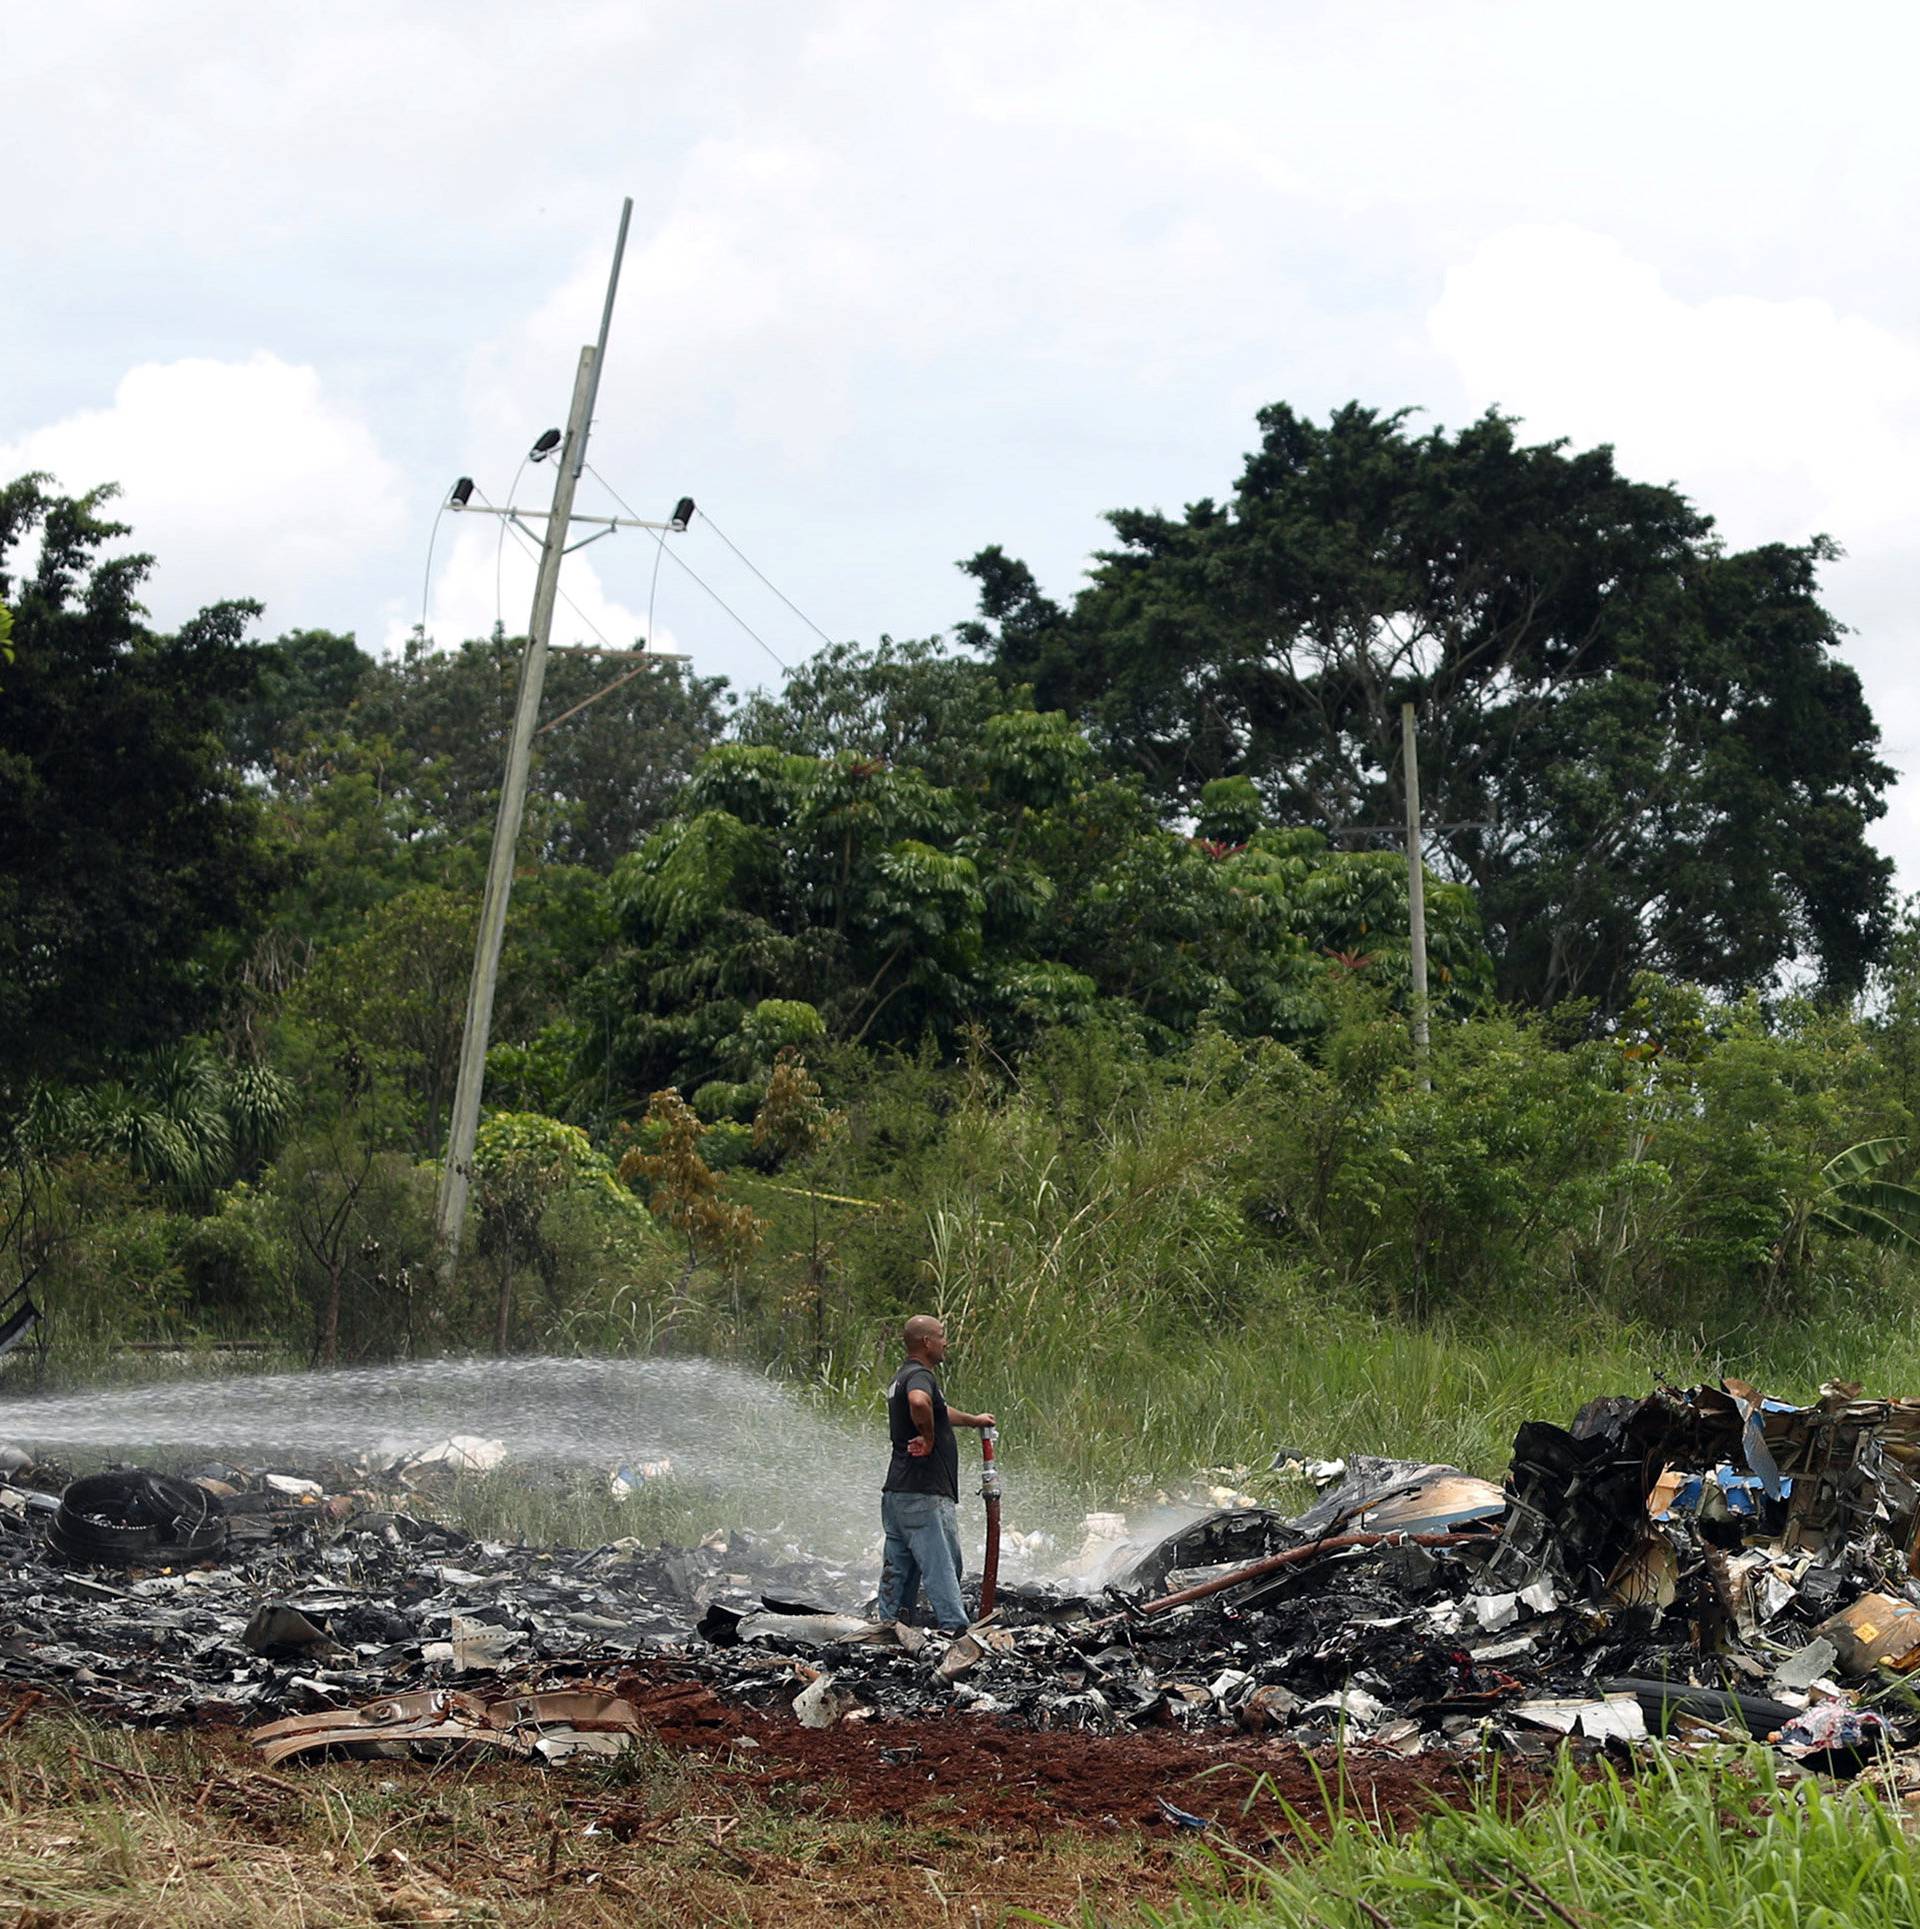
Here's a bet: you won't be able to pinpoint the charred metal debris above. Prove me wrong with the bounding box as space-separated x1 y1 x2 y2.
6 1379 1920 1772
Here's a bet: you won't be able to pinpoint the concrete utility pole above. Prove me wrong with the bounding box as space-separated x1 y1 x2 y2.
433 199 639 1279
1401 701 1431 1084
433 347 598 1273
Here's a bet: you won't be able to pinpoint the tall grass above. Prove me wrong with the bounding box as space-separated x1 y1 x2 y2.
815 1051 1920 1500
1121 1748 1920 1929
817 1298 1920 1504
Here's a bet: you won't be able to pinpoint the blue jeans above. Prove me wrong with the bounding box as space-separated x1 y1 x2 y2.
877 1490 967 1631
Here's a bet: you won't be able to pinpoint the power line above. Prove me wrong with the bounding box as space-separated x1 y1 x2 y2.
468 483 622 655
419 499 449 642
657 536 788 675
696 506 836 649
644 514 668 655
586 464 789 674
495 454 531 636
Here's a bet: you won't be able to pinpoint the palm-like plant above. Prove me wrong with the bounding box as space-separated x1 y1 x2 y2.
56 1047 293 1204
1810 1138 1920 1258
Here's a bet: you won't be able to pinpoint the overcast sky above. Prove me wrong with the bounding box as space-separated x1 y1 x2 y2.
11 2 1920 885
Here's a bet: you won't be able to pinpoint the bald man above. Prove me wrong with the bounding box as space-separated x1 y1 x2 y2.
875 1314 995 1634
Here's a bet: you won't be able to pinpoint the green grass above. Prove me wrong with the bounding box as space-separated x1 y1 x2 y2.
396 1283 1920 1552
1108 1748 1920 1929
421 1460 720 1548
805 1282 1920 1506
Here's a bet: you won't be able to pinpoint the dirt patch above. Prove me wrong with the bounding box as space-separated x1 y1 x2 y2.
610 1661 1552 1846
0 1680 1576 1928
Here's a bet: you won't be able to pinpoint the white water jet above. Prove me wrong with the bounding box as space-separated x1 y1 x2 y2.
0 1356 1087 1572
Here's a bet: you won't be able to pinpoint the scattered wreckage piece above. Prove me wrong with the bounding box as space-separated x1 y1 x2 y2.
50 1469 227 1566
1135 1528 1500 1618
1818 1591 1920 1674
0 1453 870 1732
17 1371 1920 1783
251 1687 644 1766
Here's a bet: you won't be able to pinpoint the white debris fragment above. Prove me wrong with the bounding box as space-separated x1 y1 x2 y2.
1513 1694 1646 1740
1578 1696 1647 1742
1771 1637 1840 1695
1305 1688 1388 1726
393 1435 508 1480
1472 1579 1557 1633
608 1458 673 1499
1468 1634 1539 1663
793 1672 858 1727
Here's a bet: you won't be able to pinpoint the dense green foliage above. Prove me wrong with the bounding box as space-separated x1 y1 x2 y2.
1 413 1915 1434
962 405 1894 1008
600 716 1490 1097
0 477 278 1089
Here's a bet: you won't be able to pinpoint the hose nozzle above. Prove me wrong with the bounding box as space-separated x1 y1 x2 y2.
980 1424 1001 1501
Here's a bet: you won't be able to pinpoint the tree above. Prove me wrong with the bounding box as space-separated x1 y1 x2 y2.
68 1046 292 1205
752 1048 845 1366
281 1128 377 1367
228 628 373 774
297 887 481 1156
598 705 1492 1098
0 477 280 1095
735 635 1007 788
618 1090 762 1325
960 405 1894 1008
270 1122 436 1366
1802 1138 1920 1259
470 1110 657 1352
341 628 733 871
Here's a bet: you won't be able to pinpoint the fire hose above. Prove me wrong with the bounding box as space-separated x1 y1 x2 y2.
979 1425 1001 1617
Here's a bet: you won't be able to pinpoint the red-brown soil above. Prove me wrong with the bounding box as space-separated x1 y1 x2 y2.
611 1662 1551 1846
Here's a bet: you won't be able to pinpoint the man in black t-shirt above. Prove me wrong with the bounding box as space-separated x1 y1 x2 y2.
876 1313 996 1633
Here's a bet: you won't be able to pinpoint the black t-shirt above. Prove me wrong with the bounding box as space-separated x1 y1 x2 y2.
883 1360 958 1501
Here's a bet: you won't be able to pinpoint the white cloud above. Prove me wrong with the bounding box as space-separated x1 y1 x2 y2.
1428 224 1920 879
1429 226 1920 553
0 353 406 635
460 138 886 479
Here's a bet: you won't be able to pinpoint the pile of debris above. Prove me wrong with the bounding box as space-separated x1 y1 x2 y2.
6 1378 1920 1774
0 1446 852 1739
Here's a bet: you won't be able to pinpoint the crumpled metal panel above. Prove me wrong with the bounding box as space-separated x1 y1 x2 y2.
250 1686 645 1766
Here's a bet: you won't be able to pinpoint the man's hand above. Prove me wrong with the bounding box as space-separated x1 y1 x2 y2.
906 1436 931 1457
975 1412 996 1430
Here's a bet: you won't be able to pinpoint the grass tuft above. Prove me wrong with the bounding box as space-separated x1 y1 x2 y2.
1121 1747 1920 1929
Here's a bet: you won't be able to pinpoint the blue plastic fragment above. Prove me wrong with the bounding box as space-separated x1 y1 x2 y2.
1156 1797 1212 1830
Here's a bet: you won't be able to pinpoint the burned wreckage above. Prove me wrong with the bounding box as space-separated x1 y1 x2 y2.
5 1380 1920 1772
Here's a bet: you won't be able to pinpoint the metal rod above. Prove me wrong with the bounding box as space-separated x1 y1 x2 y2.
1137 1527 1494 1616
575 197 632 479
537 659 668 736
451 505 683 533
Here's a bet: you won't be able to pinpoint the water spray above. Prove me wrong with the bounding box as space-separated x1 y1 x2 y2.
979 1424 1001 1616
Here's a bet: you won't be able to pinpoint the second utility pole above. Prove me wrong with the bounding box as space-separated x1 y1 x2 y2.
1401 700 1431 1086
